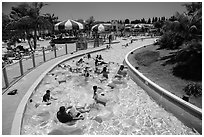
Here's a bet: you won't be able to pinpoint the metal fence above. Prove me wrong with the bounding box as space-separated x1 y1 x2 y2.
2 40 105 93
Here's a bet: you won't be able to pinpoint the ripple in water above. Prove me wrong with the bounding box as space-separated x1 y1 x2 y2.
21 56 199 135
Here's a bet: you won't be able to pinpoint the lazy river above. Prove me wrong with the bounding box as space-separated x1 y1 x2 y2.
21 38 199 135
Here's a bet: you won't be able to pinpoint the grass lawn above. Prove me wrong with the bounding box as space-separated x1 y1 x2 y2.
127 44 202 109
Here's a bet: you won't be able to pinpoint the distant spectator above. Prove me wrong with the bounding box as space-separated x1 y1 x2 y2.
87 53 91 59
108 34 112 45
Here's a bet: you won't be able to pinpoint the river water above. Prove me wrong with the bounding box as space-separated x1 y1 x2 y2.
21 38 199 135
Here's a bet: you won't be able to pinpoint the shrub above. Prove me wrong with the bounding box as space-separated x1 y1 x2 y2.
173 40 202 81
183 83 202 97
159 31 184 49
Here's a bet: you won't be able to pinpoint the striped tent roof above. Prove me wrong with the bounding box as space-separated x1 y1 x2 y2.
54 19 84 31
91 24 108 32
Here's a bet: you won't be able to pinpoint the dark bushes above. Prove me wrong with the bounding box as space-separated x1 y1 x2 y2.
183 83 202 97
158 31 184 49
173 40 202 81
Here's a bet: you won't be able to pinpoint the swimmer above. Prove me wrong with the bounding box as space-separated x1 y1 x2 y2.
93 86 98 99
98 55 103 60
115 65 128 78
42 90 57 105
94 67 101 74
57 106 84 123
76 58 84 66
68 105 90 117
93 86 106 106
84 71 90 81
87 53 91 59
58 64 66 69
95 59 99 66
101 66 109 79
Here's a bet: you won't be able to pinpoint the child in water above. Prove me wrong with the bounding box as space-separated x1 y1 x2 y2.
57 105 90 123
42 90 57 105
92 86 106 106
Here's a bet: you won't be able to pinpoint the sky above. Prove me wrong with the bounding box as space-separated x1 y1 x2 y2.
2 1 188 22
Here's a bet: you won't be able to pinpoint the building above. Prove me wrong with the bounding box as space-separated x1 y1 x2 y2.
111 20 125 32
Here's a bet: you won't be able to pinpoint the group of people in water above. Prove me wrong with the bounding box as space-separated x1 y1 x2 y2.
39 53 128 124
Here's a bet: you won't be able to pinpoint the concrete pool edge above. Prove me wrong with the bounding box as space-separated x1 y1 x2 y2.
124 45 202 134
10 46 107 135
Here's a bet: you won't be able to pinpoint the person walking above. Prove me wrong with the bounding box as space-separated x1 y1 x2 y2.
108 34 112 47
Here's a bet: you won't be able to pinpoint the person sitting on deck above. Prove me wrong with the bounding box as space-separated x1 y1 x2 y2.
42 90 57 105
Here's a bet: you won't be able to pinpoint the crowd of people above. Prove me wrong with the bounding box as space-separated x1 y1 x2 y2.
36 53 129 124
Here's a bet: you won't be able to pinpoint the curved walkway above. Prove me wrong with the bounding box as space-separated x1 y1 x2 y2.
2 37 156 135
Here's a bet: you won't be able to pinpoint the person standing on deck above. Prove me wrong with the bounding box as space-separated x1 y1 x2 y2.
108 34 112 47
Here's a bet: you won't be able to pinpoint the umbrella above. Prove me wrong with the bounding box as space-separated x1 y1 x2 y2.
134 24 142 28
91 24 109 32
54 19 84 31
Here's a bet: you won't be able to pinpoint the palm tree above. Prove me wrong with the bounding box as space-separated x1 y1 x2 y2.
2 13 11 41
161 2 201 49
7 2 52 51
44 13 59 35
28 2 52 49
159 2 202 80
85 16 95 37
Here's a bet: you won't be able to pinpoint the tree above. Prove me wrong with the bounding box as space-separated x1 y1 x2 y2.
159 2 202 80
44 13 59 35
154 17 158 22
141 18 146 23
169 15 176 21
153 21 162 29
183 2 202 16
7 2 52 51
158 17 161 22
124 19 130 24
76 19 85 24
2 13 11 41
152 17 155 23
147 18 151 24
86 16 95 30
85 16 95 36
161 16 166 21
183 2 202 35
